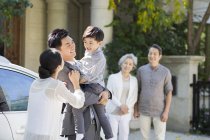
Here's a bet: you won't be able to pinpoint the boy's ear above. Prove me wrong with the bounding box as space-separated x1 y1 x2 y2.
98 41 103 46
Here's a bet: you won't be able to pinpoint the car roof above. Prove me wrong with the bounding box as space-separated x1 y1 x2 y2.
0 58 38 79
0 56 11 64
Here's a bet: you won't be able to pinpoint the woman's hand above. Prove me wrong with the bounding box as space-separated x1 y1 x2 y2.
120 104 128 114
68 70 80 90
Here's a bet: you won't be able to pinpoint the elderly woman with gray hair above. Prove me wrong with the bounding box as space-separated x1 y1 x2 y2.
106 53 138 140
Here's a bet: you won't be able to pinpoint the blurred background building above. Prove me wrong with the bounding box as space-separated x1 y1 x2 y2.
2 0 113 72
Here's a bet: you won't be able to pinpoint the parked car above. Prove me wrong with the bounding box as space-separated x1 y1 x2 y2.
0 57 38 140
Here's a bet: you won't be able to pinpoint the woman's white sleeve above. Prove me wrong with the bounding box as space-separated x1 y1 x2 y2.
56 82 85 108
107 76 121 107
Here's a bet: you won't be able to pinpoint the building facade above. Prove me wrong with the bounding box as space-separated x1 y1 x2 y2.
6 0 113 72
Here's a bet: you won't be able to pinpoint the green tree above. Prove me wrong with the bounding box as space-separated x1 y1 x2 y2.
0 0 32 47
109 0 188 32
187 0 210 80
105 0 188 74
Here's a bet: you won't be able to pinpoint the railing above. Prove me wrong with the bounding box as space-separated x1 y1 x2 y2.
190 74 210 134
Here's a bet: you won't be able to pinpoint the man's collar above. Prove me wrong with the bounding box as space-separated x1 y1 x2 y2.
149 63 160 71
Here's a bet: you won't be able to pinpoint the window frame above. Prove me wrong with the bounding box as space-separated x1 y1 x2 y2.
0 63 38 112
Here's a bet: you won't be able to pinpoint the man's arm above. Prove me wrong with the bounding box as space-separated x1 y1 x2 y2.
161 91 172 122
161 69 173 122
134 68 141 118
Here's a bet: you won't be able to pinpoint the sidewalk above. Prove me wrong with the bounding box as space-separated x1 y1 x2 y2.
129 129 210 140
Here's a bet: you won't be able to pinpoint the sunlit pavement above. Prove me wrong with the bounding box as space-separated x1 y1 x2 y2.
129 129 210 140
58 129 210 140
58 118 210 140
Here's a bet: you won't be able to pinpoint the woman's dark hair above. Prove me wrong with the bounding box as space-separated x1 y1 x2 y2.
48 28 69 49
82 26 104 42
38 48 62 79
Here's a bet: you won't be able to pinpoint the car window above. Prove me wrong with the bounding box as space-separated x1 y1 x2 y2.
0 68 35 111
0 86 9 111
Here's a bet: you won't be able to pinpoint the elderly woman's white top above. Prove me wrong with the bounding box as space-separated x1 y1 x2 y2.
106 71 138 114
24 78 85 140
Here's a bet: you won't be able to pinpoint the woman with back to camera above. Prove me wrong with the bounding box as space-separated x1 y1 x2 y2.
106 53 138 140
24 48 85 140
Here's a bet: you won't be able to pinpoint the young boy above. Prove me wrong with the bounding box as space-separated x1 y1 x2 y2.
72 26 113 140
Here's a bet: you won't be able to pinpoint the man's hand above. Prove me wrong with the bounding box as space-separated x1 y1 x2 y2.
133 109 140 118
98 90 109 105
133 102 140 118
68 70 80 90
161 111 169 122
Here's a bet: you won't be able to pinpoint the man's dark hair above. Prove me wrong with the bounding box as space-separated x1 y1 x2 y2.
48 29 69 49
82 26 104 42
149 44 162 55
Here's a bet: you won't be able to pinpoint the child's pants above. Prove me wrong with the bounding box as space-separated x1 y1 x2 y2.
73 104 113 139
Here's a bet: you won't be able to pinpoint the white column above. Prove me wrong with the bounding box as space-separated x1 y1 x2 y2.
90 0 113 45
46 0 69 34
24 0 46 72
161 56 205 132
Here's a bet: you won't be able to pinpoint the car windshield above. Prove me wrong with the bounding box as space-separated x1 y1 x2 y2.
0 69 35 111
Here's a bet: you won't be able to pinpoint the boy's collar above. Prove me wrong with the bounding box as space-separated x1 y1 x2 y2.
85 47 102 55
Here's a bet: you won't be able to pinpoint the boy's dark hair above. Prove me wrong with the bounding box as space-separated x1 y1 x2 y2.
149 44 162 55
48 28 69 49
38 48 62 79
82 26 104 42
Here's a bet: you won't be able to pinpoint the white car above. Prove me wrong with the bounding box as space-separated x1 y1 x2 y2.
0 57 38 140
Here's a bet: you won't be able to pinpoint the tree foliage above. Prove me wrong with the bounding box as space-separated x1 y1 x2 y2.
105 0 188 74
187 1 210 55
0 0 32 47
0 0 32 18
109 0 188 32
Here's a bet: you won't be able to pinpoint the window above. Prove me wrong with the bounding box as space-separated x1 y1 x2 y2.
0 69 35 111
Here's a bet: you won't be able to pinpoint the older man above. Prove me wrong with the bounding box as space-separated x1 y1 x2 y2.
134 44 173 140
